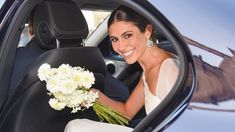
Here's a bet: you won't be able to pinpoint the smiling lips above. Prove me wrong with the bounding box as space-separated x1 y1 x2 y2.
122 49 134 57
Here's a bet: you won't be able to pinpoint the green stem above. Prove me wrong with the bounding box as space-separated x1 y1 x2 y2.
93 101 129 125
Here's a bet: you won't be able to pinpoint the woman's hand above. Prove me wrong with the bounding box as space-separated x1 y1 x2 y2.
91 88 100 95
91 88 103 101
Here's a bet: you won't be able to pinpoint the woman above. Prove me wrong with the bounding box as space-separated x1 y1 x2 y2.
64 5 179 132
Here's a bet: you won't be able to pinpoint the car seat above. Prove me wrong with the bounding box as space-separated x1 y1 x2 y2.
9 0 88 94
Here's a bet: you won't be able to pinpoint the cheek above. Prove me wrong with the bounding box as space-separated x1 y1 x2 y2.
111 44 119 53
131 36 145 47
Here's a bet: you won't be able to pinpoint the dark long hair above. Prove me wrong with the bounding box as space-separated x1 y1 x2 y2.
108 6 155 40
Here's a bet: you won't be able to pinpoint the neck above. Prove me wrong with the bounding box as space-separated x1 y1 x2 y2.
138 46 168 73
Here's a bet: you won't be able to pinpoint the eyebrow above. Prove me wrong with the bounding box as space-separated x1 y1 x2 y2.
121 31 133 37
109 31 133 39
109 36 116 40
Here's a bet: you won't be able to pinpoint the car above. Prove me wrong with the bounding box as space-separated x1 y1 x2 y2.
0 0 234 132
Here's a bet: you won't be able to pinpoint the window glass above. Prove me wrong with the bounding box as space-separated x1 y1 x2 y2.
18 24 31 47
82 10 110 36
0 0 5 10
0 0 6 22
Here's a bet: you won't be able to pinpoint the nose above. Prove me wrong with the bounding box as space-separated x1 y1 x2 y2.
117 39 128 51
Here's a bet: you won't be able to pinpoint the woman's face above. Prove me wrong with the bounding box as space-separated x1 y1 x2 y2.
108 21 151 64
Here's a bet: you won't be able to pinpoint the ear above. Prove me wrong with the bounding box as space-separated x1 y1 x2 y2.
144 24 153 39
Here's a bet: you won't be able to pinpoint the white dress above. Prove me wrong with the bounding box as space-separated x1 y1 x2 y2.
144 58 179 114
64 58 179 132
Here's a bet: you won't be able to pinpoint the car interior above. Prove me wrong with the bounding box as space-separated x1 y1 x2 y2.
0 1 130 131
0 0 178 131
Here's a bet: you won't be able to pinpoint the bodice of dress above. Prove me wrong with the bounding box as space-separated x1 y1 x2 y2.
143 58 179 115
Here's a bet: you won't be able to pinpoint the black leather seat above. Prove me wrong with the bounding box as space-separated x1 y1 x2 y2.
9 0 88 96
9 37 47 96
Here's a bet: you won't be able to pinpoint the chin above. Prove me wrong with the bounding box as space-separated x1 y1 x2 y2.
125 59 136 64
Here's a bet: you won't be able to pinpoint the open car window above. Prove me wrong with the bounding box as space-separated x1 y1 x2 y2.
82 10 110 36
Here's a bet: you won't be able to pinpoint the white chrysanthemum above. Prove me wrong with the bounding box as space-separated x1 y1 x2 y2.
38 63 98 113
60 79 78 95
82 91 99 108
53 92 67 102
57 64 72 75
46 77 61 93
38 63 53 81
49 98 66 110
66 90 85 108
78 70 95 89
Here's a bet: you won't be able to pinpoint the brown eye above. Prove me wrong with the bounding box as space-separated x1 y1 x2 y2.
110 37 118 43
123 33 132 39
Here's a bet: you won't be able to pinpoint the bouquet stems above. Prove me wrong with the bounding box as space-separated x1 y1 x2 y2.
93 101 129 126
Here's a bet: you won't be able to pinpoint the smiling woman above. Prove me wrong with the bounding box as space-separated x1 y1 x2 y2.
64 5 180 132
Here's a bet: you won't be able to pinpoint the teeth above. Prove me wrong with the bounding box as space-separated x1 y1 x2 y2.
123 50 133 56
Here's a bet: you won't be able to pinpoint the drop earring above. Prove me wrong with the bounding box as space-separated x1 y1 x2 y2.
146 39 153 48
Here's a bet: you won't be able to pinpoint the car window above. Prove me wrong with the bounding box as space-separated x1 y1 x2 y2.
0 0 5 10
82 10 110 36
18 24 31 47
0 0 6 23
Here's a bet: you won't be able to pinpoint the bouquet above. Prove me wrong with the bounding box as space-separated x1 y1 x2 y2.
37 63 129 125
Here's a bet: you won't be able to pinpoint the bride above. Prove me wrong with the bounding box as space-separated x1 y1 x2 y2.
64 5 179 132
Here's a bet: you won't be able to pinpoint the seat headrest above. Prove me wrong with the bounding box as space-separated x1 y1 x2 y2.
33 0 88 49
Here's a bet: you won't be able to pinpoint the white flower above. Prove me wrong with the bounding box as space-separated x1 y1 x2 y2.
60 79 78 95
38 63 129 125
49 98 66 111
38 63 53 81
83 91 99 108
38 63 98 113
46 77 60 93
57 64 72 77
53 92 66 102
66 90 85 108
77 70 95 89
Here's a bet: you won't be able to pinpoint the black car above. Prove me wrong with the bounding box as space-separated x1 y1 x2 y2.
0 0 234 132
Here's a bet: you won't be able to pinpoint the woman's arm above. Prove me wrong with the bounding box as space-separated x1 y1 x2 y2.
93 79 145 120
